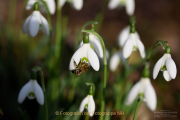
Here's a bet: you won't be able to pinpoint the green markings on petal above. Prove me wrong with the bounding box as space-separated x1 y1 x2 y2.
85 104 88 109
161 65 167 71
120 0 126 5
90 44 94 50
28 92 35 99
133 46 137 51
82 57 89 63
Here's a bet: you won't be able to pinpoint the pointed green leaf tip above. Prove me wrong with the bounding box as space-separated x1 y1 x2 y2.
83 34 89 43
34 2 39 11
165 46 171 54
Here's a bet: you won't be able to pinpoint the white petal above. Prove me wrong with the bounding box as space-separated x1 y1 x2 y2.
108 0 120 9
122 36 133 58
118 26 130 47
136 38 146 59
33 80 44 105
40 14 49 36
29 12 40 37
18 81 32 103
59 0 66 7
109 51 120 71
88 96 95 117
166 56 177 79
89 34 103 58
153 55 164 79
87 45 100 71
69 47 83 70
135 31 140 40
72 0 83 10
22 15 32 34
144 82 157 111
163 71 171 81
26 0 36 10
78 41 83 49
126 0 135 16
79 95 89 112
126 81 141 105
46 0 56 14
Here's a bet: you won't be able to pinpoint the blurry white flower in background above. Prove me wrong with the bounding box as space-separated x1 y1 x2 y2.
18 80 44 105
59 0 83 10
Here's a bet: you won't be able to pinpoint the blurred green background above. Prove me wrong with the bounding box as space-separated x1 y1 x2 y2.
0 0 180 120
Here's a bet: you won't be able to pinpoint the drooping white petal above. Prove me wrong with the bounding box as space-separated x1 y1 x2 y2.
144 82 157 111
72 0 83 10
153 55 164 79
166 56 177 79
46 0 56 14
40 14 50 36
69 47 83 70
26 0 36 10
136 38 145 59
135 31 140 40
118 26 130 47
125 0 135 16
87 45 100 71
33 80 44 105
78 41 83 49
79 95 89 112
122 36 133 58
163 71 171 81
29 11 40 37
109 51 120 71
126 81 141 105
88 95 95 117
18 81 32 103
108 0 120 9
22 15 32 34
89 34 103 58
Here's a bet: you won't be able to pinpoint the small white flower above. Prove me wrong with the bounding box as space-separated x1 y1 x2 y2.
122 33 145 59
126 78 157 111
22 11 49 37
18 80 44 105
153 54 177 81
108 0 135 16
79 95 95 117
109 51 126 71
59 0 83 10
26 0 56 15
69 43 100 71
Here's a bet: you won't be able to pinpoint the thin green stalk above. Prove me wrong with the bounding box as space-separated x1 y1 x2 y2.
82 29 107 120
55 0 62 62
85 115 89 120
133 98 141 120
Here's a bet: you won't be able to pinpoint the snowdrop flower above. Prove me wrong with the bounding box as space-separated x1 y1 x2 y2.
126 77 157 111
108 0 135 16
153 46 177 81
79 86 95 116
23 2 49 37
122 23 145 59
69 34 100 71
26 0 55 15
18 79 44 105
109 51 126 71
59 0 83 10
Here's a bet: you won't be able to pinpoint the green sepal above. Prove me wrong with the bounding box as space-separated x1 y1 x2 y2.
83 34 89 43
130 23 136 33
31 71 37 79
89 86 93 95
34 2 39 11
142 62 150 78
165 46 171 54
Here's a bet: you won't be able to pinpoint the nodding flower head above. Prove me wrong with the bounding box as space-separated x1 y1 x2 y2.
153 46 177 81
69 34 100 71
59 0 83 10
23 3 49 37
108 0 135 16
18 79 44 105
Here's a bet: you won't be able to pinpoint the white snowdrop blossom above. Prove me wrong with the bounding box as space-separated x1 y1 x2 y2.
108 0 135 16
26 0 56 14
126 78 157 111
122 32 145 59
69 34 100 71
22 11 49 37
59 0 83 10
18 80 44 105
109 51 126 71
79 95 95 116
153 47 177 81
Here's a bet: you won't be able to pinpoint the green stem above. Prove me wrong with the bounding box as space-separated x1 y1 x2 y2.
55 0 62 62
82 29 107 120
85 115 89 120
133 98 141 120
